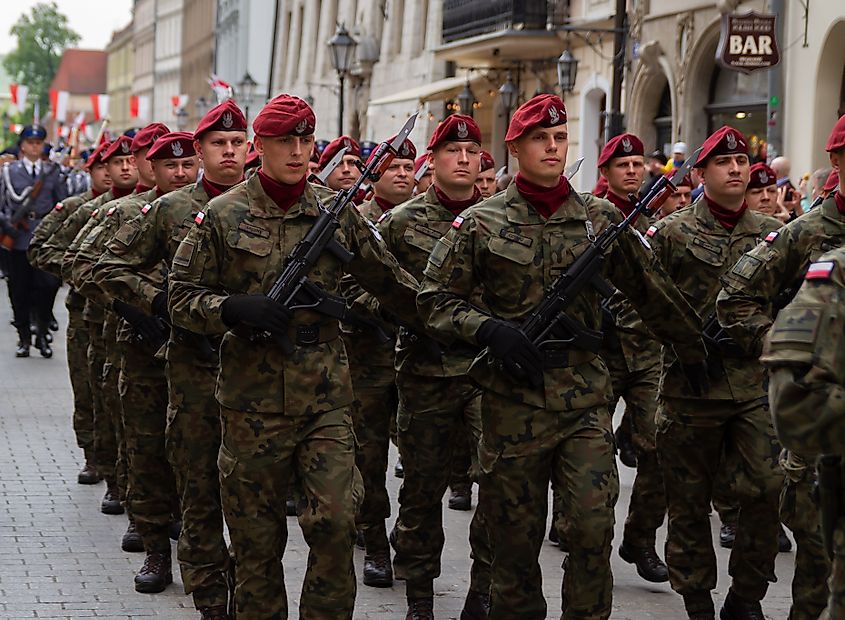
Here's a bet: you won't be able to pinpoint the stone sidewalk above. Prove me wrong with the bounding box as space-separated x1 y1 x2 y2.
0 285 795 619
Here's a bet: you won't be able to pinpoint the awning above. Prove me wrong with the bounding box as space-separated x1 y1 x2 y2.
368 74 485 106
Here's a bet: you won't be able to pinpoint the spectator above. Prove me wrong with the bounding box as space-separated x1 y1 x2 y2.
662 141 687 173
641 149 668 196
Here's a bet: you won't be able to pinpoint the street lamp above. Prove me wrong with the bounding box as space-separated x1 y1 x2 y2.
499 73 518 172
457 80 477 117
175 107 189 131
195 96 210 123
328 24 357 136
557 49 579 94
238 72 259 124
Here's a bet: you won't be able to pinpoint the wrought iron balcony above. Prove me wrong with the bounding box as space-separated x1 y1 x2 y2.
442 0 557 44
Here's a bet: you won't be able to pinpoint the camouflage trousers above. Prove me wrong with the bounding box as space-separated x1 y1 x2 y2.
66 307 93 453
449 427 473 492
119 342 176 553
780 453 829 620
656 396 781 614
217 405 362 620
391 372 491 599
165 356 230 609
821 525 845 620
479 394 618 620
102 316 127 502
87 320 117 487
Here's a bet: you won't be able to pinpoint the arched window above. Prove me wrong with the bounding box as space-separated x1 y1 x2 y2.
706 66 767 159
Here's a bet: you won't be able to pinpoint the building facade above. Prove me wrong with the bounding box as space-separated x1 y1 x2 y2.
106 23 135 133
181 0 217 128
153 0 185 128
132 0 156 125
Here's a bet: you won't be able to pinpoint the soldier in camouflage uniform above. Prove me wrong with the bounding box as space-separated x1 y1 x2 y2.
417 94 707 620
716 115 845 620
167 94 425 620
647 126 783 620
319 135 362 192
377 114 491 620
93 104 250 619
28 144 112 484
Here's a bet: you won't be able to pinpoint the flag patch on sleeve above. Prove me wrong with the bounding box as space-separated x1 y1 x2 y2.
765 231 779 243
106 206 116 216
452 216 464 229
646 225 658 238
194 211 205 225
806 261 835 280
54 202 63 210
141 203 152 215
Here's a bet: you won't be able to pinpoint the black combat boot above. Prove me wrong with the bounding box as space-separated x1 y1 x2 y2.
101 484 124 515
405 597 434 620
122 517 144 552
614 422 637 468
684 591 715 620
356 528 366 550
618 541 669 582
134 551 173 593
363 550 393 588
198 605 231 620
286 490 297 516
448 485 472 511
719 590 765 620
460 590 491 620
77 452 101 484
719 522 737 548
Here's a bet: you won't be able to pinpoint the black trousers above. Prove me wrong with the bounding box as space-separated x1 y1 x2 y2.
6 249 60 342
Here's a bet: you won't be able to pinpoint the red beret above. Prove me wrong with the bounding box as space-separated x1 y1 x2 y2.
245 143 260 169
252 94 315 138
746 162 777 190
823 169 840 194
365 135 416 165
695 125 748 167
102 136 134 161
310 145 320 163
592 175 608 198
480 150 495 172
428 114 481 150
194 99 247 139
505 94 567 142
414 154 430 173
84 141 111 170
319 135 360 169
597 133 644 168
146 132 196 160
131 123 170 153
825 114 845 152
664 170 693 188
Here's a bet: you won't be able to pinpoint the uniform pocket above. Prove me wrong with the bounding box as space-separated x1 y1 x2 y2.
217 445 238 478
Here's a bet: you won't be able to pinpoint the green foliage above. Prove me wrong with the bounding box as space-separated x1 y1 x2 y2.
2 2 80 119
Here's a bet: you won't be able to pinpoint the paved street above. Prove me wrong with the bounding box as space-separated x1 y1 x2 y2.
0 284 796 619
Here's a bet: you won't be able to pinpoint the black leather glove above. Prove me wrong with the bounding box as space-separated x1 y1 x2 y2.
477 318 544 385
679 360 710 397
221 294 292 336
113 299 166 345
151 291 168 321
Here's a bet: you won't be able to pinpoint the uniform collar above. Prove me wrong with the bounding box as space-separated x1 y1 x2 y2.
22 158 41 175
692 196 762 236
422 184 460 222
504 179 587 225
246 172 322 219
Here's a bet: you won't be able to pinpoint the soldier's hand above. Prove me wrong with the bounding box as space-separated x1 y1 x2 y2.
113 300 166 344
151 291 168 321
679 359 710 397
221 294 292 336
477 318 543 385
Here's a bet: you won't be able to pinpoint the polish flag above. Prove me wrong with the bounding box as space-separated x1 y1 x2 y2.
171 94 189 111
71 110 87 133
9 84 29 113
806 261 834 280
130 95 151 120
90 94 110 121
208 74 233 103
49 89 70 122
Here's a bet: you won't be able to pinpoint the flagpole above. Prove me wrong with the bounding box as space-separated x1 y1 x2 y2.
93 117 110 147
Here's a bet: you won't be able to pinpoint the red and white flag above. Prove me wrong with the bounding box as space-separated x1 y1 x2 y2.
171 94 189 113
208 74 233 103
90 94 109 121
49 89 70 122
71 110 87 132
9 84 29 113
130 95 151 120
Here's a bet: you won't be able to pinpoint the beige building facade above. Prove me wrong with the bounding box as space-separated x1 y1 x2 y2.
132 0 156 125
181 0 217 129
106 24 135 133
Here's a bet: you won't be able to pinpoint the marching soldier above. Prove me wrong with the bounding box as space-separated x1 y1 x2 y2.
318 135 362 192
166 94 424 620
657 171 693 219
745 163 790 223
414 154 434 195
416 94 707 620
476 150 497 199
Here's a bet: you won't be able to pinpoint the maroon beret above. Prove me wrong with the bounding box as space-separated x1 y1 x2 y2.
592 175 608 198
823 170 840 194
427 114 481 150
252 94 315 138
146 132 196 160
480 150 495 172
746 162 777 190
84 141 111 170
664 170 693 188
414 154 430 173
597 133 644 168
319 135 361 169
825 114 845 152
695 125 748 167
102 135 134 161
194 99 247 139
131 123 170 153
245 143 260 169
366 135 416 165
505 94 567 142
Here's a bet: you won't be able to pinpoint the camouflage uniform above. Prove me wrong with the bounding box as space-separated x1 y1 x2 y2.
167 175 423 619
376 186 490 600
716 192 845 618
761 245 845 620
28 190 95 458
647 199 783 616
417 182 706 619
92 181 232 609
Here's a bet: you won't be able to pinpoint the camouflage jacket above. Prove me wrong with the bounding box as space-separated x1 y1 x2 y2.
378 185 482 377
717 193 845 357
762 246 845 457
167 174 422 414
417 181 706 411
648 198 781 401
28 189 94 269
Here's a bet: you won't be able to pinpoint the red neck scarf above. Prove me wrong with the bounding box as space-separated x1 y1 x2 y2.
606 190 638 220
113 186 133 199
515 173 571 220
374 195 395 214
258 170 307 212
834 192 845 215
135 183 153 194
433 185 481 216
202 176 239 199
155 187 165 198
705 194 747 231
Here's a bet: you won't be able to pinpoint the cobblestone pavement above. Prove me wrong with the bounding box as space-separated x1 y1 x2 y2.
0 285 796 619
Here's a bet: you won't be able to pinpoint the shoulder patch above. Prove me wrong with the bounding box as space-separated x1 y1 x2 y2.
54 202 63 211
366 218 383 242
764 230 779 243
452 216 465 229
90 209 99 218
806 261 835 281
141 203 153 215
106 206 116 217
377 211 389 224
646 225 658 238
194 211 205 225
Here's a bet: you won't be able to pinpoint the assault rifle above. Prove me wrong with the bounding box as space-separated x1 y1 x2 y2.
519 147 702 353
254 115 418 354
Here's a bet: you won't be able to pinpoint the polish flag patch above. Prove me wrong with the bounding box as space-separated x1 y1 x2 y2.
141 203 152 215
646 225 658 238
194 211 206 225
54 202 63 210
452 216 464 229
765 231 779 243
806 261 835 280
106 206 117 216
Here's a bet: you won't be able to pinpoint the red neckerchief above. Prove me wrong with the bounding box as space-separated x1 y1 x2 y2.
113 186 133 199
514 173 571 220
135 183 153 193
374 195 395 214
834 191 845 215
705 194 747 231
433 185 482 216
353 188 367 206
201 176 239 199
155 187 165 198
258 170 307 212
606 190 638 221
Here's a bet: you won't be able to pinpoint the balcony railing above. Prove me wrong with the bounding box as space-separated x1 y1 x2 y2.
442 0 562 44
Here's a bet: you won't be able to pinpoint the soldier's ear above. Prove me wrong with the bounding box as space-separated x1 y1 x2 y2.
829 150 842 174
253 136 265 158
506 140 519 158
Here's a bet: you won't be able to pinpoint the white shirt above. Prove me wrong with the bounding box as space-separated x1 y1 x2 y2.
21 158 42 177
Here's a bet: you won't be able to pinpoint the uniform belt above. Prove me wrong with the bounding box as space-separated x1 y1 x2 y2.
288 321 339 346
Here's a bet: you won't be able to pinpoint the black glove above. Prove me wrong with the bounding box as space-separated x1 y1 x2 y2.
221 294 292 336
151 291 168 321
477 319 544 386
679 360 710 397
113 299 166 345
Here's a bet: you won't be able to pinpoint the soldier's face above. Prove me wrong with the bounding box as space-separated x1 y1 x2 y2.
326 155 362 191
196 131 248 185
374 158 414 205
132 147 156 187
745 184 777 214
476 168 497 198
106 155 138 189
701 154 750 204
254 134 314 184
89 162 112 193
659 186 692 219
508 126 568 186
432 141 481 192
153 156 199 192
415 169 433 195
20 137 44 161
308 161 320 176
830 150 844 195
602 155 645 197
